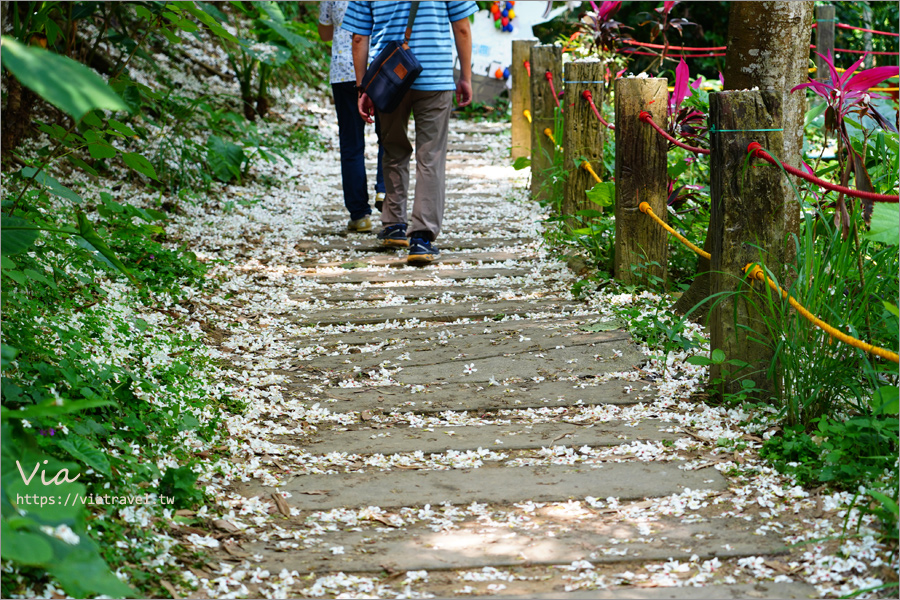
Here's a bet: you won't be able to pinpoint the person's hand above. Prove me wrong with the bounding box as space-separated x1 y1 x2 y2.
358 92 374 123
455 79 473 108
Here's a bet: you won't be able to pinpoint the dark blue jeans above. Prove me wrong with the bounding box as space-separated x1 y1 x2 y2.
332 81 372 220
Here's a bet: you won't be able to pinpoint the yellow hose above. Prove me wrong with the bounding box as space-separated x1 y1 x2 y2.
581 161 602 183
744 265 899 364
639 202 711 260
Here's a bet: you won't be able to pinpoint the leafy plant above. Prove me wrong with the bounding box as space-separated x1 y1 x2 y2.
791 51 899 232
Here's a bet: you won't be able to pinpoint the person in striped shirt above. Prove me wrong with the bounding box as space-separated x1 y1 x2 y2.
343 1 476 264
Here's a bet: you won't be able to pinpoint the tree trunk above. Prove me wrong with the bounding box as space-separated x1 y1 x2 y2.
673 1 813 321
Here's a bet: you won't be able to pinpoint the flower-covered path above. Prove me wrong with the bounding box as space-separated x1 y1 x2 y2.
176 112 883 599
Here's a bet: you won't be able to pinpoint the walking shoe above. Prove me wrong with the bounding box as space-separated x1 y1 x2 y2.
377 223 409 247
374 192 385 212
407 237 439 265
348 215 373 233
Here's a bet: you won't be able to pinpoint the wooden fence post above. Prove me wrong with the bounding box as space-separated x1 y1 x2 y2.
815 5 835 82
529 44 562 205
613 77 668 286
709 89 797 398
563 60 607 218
511 39 538 160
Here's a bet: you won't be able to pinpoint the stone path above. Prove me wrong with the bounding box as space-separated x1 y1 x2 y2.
196 118 829 598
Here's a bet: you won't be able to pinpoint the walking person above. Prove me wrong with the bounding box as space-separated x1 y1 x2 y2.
343 1 476 264
317 1 385 233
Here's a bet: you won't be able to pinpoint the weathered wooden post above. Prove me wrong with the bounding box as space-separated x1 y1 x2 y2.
815 5 835 82
613 77 668 286
511 39 538 160
529 44 562 205
708 89 797 397
563 60 607 218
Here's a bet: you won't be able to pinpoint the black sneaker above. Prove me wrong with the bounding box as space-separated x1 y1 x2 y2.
377 223 408 247
407 237 439 265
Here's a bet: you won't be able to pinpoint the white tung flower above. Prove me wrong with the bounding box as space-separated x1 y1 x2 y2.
463 363 477 375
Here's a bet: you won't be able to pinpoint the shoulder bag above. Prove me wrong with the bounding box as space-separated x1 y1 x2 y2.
360 2 423 113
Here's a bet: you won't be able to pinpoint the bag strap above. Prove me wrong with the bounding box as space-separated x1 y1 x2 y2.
403 2 419 46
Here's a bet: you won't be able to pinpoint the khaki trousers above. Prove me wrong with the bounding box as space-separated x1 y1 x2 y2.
377 90 453 242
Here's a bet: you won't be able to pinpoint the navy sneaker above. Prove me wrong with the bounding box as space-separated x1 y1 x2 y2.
407 236 439 265
377 223 408 247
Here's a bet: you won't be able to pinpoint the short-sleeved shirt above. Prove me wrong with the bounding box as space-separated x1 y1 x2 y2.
342 1 478 91
319 1 355 84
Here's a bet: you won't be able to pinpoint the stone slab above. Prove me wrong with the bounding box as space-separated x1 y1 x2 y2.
295 236 532 253
294 379 649 415
296 268 532 284
244 516 787 575
292 317 606 346
289 286 547 303
303 328 628 371
236 462 727 511
290 299 587 327
299 251 523 269
278 421 675 456
448 143 490 152
391 344 645 385
478 583 820 600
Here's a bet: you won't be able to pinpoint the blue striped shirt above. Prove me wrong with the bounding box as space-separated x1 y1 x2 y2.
342 1 477 91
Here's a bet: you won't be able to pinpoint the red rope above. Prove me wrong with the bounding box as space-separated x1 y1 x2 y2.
639 112 710 155
620 48 726 58
621 39 727 52
834 47 900 56
836 22 900 37
810 43 900 55
747 142 900 203
524 60 531 77
545 70 561 112
582 90 615 130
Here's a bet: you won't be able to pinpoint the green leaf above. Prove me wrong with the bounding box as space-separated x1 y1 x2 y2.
867 489 899 518
873 386 899 415
711 348 726 364
2 398 115 422
122 152 158 180
1 255 16 270
1 217 40 256
87 141 116 159
47 550 136 599
0 524 54 566
865 203 899 245
20 167 83 204
512 156 531 170
107 119 137 137
585 181 615 207
75 212 137 283
3 270 26 285
0 36 127 122
883 302 899 318
260 19 311 50
685 355 712 366
57 437 111 477
24 268 55 289
207 135 245 182
580 319 624 332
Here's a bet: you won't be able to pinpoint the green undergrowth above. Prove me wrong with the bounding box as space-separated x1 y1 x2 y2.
1 1 325 596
